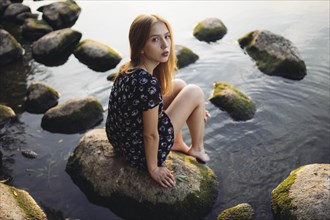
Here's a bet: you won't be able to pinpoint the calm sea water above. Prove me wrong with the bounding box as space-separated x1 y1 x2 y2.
1 1 329 219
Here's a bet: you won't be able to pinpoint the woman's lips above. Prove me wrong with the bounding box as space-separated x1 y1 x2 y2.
162 51 169 57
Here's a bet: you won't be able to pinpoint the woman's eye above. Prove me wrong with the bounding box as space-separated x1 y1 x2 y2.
152 37 159 42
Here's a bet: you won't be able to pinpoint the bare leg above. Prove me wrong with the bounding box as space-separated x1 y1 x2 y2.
165 84 210 162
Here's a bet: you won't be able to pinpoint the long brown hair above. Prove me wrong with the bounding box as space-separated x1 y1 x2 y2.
117 14 177 96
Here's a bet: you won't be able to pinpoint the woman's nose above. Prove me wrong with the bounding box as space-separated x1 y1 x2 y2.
161 38 168 49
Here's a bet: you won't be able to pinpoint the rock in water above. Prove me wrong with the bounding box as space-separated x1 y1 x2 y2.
193 17 227 43
175 45 199 68
0 29 24 66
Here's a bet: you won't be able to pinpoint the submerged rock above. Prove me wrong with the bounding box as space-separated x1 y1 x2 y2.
41 96 104 134
238 30 307 80
175 45 199 68
32 28 82 66
193 17 227 43
0 104 16 126
66 128 219 220
22 18 53 41
74 39 122 72
0 183 47 220
37 0 81 30
217 203 255 220
272 164 330 220
0 29 24 66
25 82 60 114
209 82 256 121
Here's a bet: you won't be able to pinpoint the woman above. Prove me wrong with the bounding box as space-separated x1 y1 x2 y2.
106 14 210 188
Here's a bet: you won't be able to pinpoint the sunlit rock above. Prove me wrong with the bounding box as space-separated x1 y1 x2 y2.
0 29 24 66
0 104 16 126
31 28 82 66
41 96 103 134
175 45 199 68
74 39 122 72
66 128 218 220
238 30 307 80
209 82 256 121
272 164 330 220
0 183 47 220
37 0 81 30
217 203 255 220
2 2 32 24
193 17 227 43
25 82 60 114
22 18 53 41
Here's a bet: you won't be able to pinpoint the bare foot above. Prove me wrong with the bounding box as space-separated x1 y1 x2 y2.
171 142 190 154
187 148 210 163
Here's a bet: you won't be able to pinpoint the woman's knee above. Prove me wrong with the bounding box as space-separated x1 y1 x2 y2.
185 84 204 100
174 79 187 91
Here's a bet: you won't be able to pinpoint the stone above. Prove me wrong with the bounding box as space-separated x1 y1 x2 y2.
217 203 255 220
41 96 104 134
66 128 219 220
175 45 199 68
0 0 11 16
209 82 256 121
37 0 81 30
25 82 60 114
238 30 307 80
0 183 47 220
74 39 122 72
0 104 16 126
193 17 227 43
0 29 24 66
22 18 53 41
272 164 330 220
31 28 82 66
2 3 31 24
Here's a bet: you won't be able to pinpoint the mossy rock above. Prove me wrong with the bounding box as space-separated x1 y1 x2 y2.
272 164 330 220
0 104 16 126
0 183 47 220
0 29 24 66
217 203 255 220
209 82 256 121
66 128 219 220
25 82 60 114
175 45 199 68
41 96 103 134
74 39 122 72
22 18 53 41
193 17 227 43
238 30 306 80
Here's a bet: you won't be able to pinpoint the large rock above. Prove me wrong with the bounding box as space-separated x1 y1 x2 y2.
209 82 256 121
193 17 227 43
0 0 11 16
41 96 103 134
272 164 330 220
32 28 82 66
25 82 60 114
217 203 255 220
0 183 47 220
0 104 16 126
74 39 122 72
175 45 199 68
238 30 307 80
0 29 24 66
66 128 219 220
37 0 81 30
22 18 53 41
2 3 32 24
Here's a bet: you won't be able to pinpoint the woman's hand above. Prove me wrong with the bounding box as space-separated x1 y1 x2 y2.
204 110 211 123
150 166 176 188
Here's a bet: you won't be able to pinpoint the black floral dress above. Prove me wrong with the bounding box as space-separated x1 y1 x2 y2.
106 68 174 170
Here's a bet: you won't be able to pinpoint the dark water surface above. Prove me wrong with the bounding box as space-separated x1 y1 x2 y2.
1 1 329 219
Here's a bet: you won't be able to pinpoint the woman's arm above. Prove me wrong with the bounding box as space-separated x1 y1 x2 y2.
143 106 176 188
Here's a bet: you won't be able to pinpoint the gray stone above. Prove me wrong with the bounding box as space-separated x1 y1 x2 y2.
193 17 227 43
0 104 16 126
2 3 31 24
66 128 219 220
217 203 255 220
22 18 53 41
0 29 24 66
175 45 199 68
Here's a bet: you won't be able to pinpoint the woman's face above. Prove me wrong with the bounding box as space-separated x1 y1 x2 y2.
141 21 171 67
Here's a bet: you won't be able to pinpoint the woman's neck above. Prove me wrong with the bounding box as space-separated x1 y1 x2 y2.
139 60 159 75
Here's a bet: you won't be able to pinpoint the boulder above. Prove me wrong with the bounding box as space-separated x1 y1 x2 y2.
0 183 47 220
22 18 53 41
0 0 11 16
74 39 122 72
66 128 219 220
41 96 104 134
209 82 256 121
238 30 307 80
2 3 31 24
32 28 82 66
25 82 60 114
217 203 255 220
272 164 330 220
0 29 24 66
193 17 227 43
0 104 16 126
37 0 81 30
175 45 199 68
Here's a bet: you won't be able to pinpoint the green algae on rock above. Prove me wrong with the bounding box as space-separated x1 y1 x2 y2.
217 203 255 220
41 96 104 134
66 128 219 220
0 29 24 66
22 18 53 41
175 45 199 68
209 82 256 121
193 17 227 43
238 30 306 80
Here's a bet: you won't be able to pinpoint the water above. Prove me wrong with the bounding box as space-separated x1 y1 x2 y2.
1 1 329 219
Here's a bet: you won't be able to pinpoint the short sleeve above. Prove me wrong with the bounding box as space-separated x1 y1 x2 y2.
136 71 162 111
